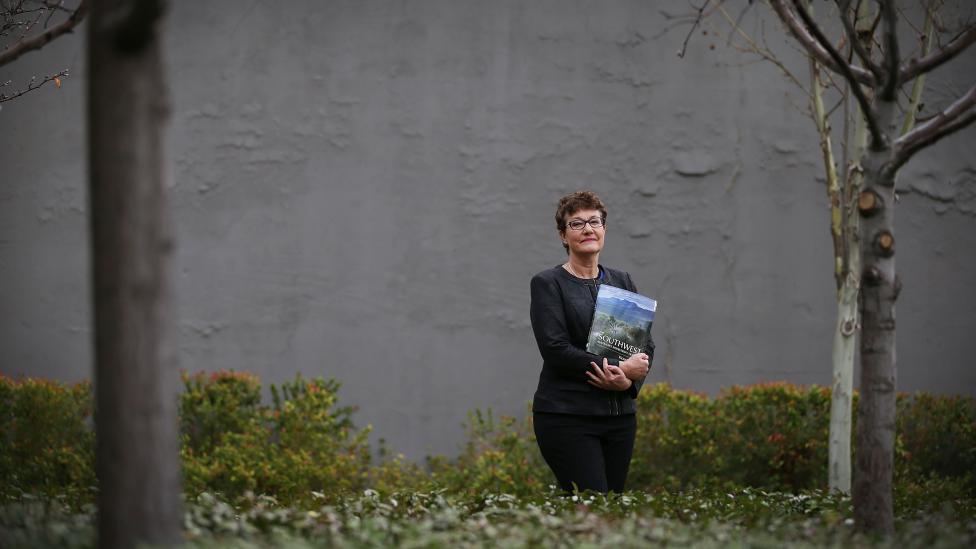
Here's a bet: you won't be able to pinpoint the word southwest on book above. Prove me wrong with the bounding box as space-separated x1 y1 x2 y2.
585 284 657 362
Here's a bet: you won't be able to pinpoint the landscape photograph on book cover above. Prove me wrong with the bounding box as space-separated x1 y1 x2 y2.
586 284 657 361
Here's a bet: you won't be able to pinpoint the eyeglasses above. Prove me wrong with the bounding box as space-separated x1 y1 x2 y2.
566 218 605 231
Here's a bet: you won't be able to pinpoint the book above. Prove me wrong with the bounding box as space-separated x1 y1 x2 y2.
585 284 657 362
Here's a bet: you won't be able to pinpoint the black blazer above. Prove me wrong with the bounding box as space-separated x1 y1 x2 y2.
530 265 655 416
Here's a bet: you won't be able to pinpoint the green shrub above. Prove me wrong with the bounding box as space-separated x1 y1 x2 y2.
717 382 832 491
0 376 95 505
894 475 976 519
1 373 973 505
180 372 371 506
628 383 976 494
368 439 432 495
0 372 373 508
630 383 834 492
180 370 263 455
629 384 723 490
429 409 552 496
895 392 976 492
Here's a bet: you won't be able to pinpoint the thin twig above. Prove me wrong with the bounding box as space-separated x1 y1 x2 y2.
678 0 713 58
716 3 809 97
837 0 883 81
724 0 755 47
788 0 884 147
900 6 936 135
826 95 845 119
0 68 67 103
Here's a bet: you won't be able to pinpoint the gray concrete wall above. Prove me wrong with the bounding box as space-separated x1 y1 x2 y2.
2 1 974 459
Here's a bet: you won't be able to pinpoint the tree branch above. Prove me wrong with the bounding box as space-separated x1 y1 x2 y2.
0 69 68 103
837 0 883 82
900 5 936 135
810 57 846 289
888 84 976 176
0 0 87 67
899 24 976 84
878 0 899 101
768 0 877 87
678 0 712 59
716 3 809 97
786 0 884 147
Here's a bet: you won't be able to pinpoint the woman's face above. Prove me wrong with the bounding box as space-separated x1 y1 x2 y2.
561 208 605 257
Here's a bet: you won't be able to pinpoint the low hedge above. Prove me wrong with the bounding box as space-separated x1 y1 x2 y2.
435 382 976 496
631 382 835 491
0 377 95 505
425 408 550 496
0 372 372 508
1 373 973 508
179 372 371 507
631 382 976 493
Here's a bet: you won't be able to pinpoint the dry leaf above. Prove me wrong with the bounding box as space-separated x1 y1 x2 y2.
54 77 62 88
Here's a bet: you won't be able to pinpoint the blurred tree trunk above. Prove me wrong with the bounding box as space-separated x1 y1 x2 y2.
87 1 181 547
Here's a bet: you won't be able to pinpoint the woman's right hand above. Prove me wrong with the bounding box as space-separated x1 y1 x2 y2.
619 353 649 381
587 359 632 391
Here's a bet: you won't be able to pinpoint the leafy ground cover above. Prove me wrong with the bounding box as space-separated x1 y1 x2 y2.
2 487 974 548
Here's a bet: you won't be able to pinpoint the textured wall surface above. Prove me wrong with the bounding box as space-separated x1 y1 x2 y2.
2 1 975 459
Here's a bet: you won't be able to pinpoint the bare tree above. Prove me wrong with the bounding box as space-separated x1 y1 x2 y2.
703 0 975 534
772 0 973 534
88 0 180 547
0 0 87 103
709 0 867 496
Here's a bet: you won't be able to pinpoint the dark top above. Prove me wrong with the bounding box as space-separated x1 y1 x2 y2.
530 264 655 416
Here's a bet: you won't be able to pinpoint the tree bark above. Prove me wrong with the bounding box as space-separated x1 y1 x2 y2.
88 1 181 547
804 0 867 495
810 55 857 494
852 98 898 536
831 103 866 494
828 273 858 492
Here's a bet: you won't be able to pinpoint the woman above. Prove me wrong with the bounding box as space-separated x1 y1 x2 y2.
530 190 653 494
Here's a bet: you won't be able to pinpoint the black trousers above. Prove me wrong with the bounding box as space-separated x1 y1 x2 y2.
533 411 637 494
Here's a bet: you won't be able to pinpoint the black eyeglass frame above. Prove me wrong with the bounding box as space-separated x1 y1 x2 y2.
565 217 606 231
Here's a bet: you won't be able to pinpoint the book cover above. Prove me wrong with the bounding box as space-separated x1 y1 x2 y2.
585 284 657 361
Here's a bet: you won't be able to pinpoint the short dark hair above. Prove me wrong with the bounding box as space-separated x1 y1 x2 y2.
555 191 608 253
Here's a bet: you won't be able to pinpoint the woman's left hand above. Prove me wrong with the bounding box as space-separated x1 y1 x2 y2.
586 358 633 391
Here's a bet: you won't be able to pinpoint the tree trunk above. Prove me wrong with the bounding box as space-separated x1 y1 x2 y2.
828 272 857 492
88 1 181 547
852 100 898 535
808 12 862 492
811 66 857 493
763 0 971 533
829 80 868 495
